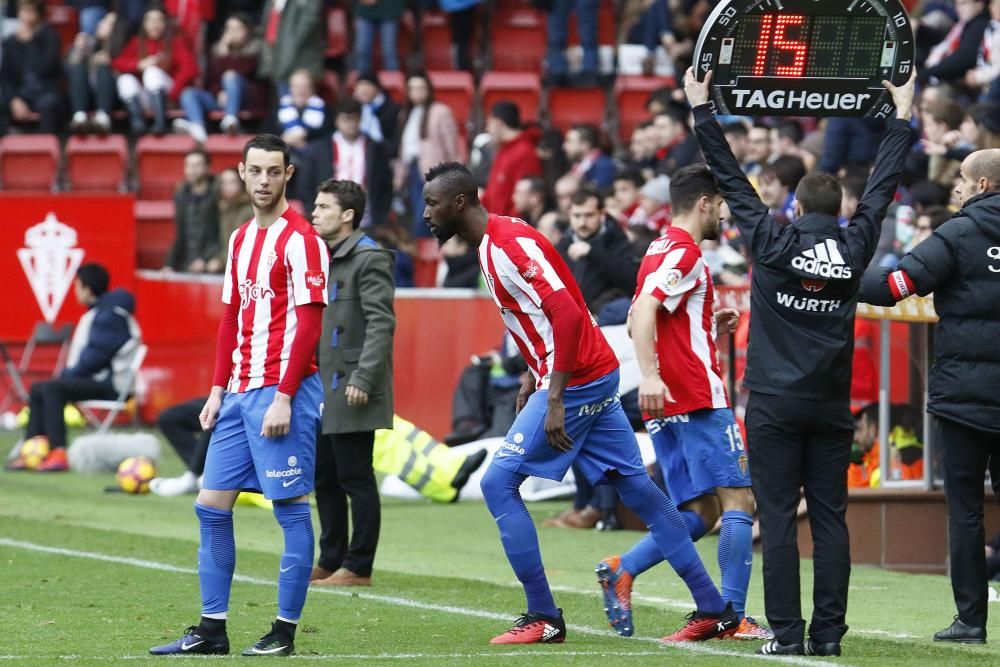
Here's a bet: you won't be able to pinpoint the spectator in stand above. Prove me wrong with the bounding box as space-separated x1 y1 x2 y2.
919 98 968 187
278 69 327 204
653 104 701 177
722 121 750 170
543 0 599 87
608 168 644 227
174 12 262 143
352 0 404 73
536 172 580 246
440 0 480 72
480 100 542 217
113 6 198 136
821 117 886 175
966 0 1000 101
70 0 111 36
165 149 219 273
67 10 121 135
354 72 401 158
771 119 816 172
396 72 462 237
7 263 140 473
536 125 570 194
629 173 671 232
512 176 550 228
839 172 868 228
758 156 806 226
556 186 641 317
627 120 658 177
300 99 392 223
208 167 253 273
0 0 62 135
259 0 324 96
563 123 616 189
746 123 773 174
923 0 990 86
914 205 952 246
439 237 481 288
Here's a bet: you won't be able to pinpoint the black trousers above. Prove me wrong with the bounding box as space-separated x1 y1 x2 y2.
315 430 381 576
157 398 209 475
67 61 116 114
938 415 1000 628
746 391 854 645
26 377 117 448
0 86 62 134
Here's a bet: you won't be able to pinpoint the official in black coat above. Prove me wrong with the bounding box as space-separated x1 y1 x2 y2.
862 149 1000 644
686 68 916 656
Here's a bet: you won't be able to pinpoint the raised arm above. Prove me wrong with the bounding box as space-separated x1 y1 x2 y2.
847 73 917 267
684 68 774 261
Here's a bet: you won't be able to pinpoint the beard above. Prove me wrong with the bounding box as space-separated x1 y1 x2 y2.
702 223 721 241
252 182 285 213
427 220 456 245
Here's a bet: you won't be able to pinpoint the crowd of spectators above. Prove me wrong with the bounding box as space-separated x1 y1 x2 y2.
2 0 999 296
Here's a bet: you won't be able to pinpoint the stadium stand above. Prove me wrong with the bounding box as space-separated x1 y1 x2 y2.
65 135 128 192
135 135 197 200
0 135 60 191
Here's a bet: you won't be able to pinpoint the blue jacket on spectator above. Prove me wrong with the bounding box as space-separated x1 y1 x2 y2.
63 288 141 395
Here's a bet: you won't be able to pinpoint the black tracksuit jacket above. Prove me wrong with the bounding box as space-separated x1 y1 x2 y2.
692 105 914 401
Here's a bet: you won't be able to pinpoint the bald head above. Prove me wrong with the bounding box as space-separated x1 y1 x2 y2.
956 149 1000 207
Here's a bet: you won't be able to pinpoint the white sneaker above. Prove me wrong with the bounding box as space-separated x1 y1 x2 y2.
190 123 208 144
172 117 192 134
150 471 199 497
93 110 111 133
220 114 241 135
70 111 88 132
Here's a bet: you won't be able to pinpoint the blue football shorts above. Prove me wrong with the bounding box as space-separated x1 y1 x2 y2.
645 407 751 507
490 369 646 485
202 373 322 500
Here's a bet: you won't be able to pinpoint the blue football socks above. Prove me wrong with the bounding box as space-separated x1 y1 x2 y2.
273 501 314 621
718 510 754 618
480 464 559 618
195 503 236 616
621 508 708 576
682 509 708 542
614 475 725 614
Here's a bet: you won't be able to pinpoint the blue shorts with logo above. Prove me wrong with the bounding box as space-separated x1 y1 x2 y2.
491 369 646 485
202 373 322 500
645 407 751 507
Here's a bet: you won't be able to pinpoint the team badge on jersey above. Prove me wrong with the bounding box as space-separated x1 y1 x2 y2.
801 279 827 292
520 260 543 281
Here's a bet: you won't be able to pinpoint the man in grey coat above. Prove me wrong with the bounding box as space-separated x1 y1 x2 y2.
308 179 395 587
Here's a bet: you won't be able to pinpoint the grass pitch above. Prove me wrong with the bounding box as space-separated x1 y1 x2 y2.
1 430 998 666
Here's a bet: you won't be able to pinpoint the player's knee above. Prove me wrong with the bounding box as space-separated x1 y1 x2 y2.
479 463 516 509
196 488 238 511
718 486 756 515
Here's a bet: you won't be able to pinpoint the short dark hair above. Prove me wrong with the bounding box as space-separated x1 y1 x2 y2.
927 98 965 131
425 161 479 203
242 134 290 169
656 104 689 130
490 100 521 129
519 176 547 196
76 263 109 296
186 147 210 165
722 121 749 139
775 119 804 145
336 98 363 117
761 155 807 190
614 168 645 189
317 179 366 228
796 172 843 217
670 164 720 214
570 185 602 208
570 124 599 148
841 174 867 201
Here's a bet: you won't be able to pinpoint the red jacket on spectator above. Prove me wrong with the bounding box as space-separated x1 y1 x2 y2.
482 129 542 217
113 35 199 102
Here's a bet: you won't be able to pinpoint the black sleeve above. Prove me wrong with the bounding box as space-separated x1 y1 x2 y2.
586 235 640 295
845 119 915 268
38 26 62 81
859 266 898 306
925 15 990 82
692 104 776 262
896 225 959 296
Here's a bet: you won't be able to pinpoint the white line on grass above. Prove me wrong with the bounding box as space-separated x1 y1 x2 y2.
0 650 668 661
0 538 836 666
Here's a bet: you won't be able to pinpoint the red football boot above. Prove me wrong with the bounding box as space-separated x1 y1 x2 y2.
36 448 69 472
661 602 739 642
490 610 566 645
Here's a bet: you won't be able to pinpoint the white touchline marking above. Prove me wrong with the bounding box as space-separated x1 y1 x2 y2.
0 651 669 661
0 537 837 666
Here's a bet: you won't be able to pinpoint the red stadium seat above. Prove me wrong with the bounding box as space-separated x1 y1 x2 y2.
480 72 541 124
428 70 474 132
0 134 60 191
135 135 197 199
325 7 348 59
47 4 78 56
135 200 176 269
615 75 676 141
204 134 256 174
547 86 607 132
65 135 127 192
491 9 546 72
420 11 455 71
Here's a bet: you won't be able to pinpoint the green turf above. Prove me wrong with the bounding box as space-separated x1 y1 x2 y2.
1 430 998 665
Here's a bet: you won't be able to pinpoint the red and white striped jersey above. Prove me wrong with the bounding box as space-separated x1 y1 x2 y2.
634 227 729 416
478 214 619 390
221 208 329 393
